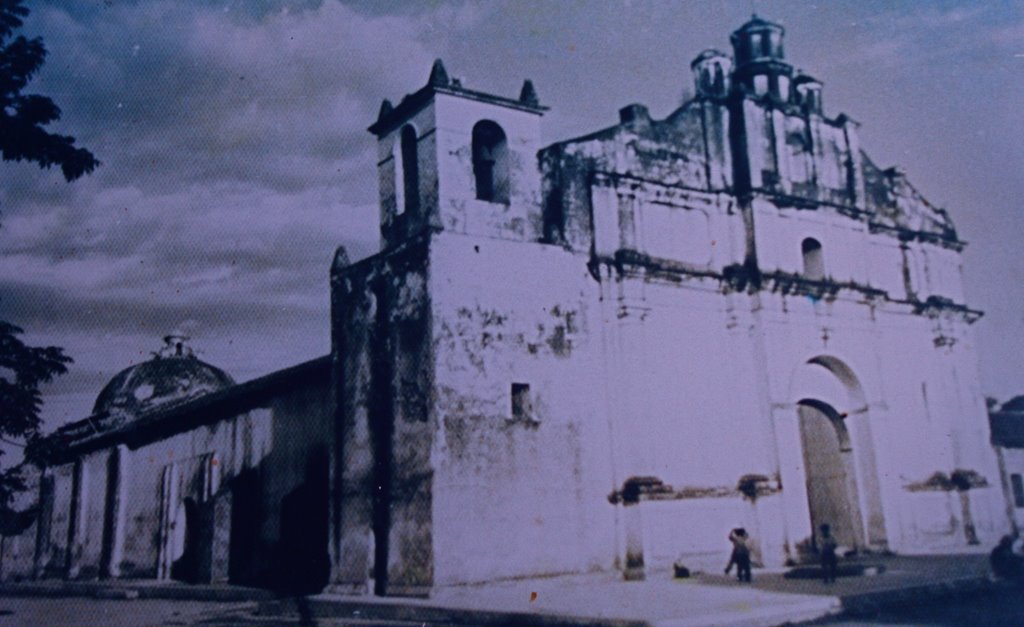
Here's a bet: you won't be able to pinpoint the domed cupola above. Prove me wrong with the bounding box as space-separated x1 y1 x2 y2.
92 335 234 424
730 15 793 103
690 49 732 99
792 72 823 114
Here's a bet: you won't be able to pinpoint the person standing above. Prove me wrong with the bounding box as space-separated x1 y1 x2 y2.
819 524 838 584
726 528 752 582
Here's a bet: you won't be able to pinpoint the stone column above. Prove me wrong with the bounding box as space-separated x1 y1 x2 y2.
65 460 87 580
32 475 54 580
330 287 378 595
101 446 128 579
209 491 232 583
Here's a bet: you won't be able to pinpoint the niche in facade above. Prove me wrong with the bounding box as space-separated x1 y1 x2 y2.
802 237 825 280
511 382 532 422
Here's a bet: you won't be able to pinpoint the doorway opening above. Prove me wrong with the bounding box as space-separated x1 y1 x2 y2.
797 399 864 551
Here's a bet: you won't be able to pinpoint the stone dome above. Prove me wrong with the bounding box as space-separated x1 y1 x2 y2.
92 336 234 421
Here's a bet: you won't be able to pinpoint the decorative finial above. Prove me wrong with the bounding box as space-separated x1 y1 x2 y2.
332 246 351 273
428 59 450 87
159 334 193 359
519 79 539 107
377 99 394 122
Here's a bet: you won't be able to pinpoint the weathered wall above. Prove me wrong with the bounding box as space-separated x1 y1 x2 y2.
332 238 434 595
378 104 440 247
32 367 330 585
259 378 334 577
429 232 613 585
115 417 267 580
434 93 544 242
0 465 41 581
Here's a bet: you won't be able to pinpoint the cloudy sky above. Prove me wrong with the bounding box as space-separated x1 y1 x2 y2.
1 0 1022 432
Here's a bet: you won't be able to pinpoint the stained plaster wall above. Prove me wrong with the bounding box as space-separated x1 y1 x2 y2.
531 88 1003 572
259 379 334 570
757 289 1003 552
433 93 544 242
340 51 1002 588
332 239 434 595
33 373 330 584
378 105 440 247
113 415 269 579
0 466 41 581
428 232 613 585
740 101 858 203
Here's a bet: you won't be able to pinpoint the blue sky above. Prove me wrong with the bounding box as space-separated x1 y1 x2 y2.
1 0 1022 430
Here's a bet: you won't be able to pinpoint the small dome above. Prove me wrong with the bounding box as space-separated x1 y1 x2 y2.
92 336 234 421
731 14 787 68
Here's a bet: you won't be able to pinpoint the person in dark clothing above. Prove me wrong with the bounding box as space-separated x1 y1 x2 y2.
990 535 1023 580
276 480 331 625
819 524 838 584
725 528 752 582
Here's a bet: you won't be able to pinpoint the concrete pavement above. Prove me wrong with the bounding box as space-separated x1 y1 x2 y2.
0 553 1005 626
260 553 998 626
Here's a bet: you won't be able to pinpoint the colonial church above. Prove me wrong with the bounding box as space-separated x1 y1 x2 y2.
0 17 1010 594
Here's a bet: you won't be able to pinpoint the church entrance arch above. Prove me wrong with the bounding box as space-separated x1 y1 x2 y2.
789 356 887 555
797 399 864 550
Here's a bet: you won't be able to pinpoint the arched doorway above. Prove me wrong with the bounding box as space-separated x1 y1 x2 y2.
789 356 887 555
797 399 864 550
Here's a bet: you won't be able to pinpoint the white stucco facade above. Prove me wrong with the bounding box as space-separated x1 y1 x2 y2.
331 16 1009 593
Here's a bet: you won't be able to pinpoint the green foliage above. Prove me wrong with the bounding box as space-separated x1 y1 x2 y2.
0 321 72 505
0 0 93 508
0 0 99 181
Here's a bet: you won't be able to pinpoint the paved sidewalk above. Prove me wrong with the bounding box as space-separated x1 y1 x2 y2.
0 553 1000 626
263 572 838 627
261 553 996 626
0 578 272 602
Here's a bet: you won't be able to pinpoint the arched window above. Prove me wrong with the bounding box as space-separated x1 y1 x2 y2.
802 237 824 280
400 125 419 215
472 120 510 204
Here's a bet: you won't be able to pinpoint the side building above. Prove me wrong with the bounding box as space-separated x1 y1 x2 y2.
1 337 332 587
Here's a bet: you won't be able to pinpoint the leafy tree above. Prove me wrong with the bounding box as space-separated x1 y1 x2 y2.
0 323 71 505
1 0 99 181
1 0 97 507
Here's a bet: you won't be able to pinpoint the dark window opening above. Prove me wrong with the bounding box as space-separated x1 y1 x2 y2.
802 237 825 280
400 125 419 215
511 383 532 421
1012 473 1024 508
472 120 510 204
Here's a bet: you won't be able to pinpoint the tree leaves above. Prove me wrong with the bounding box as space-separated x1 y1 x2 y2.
0 321 72 442
0 0 99 181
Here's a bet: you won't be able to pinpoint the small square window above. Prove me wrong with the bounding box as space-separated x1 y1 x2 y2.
511 383 532 421
1011 474 1024 508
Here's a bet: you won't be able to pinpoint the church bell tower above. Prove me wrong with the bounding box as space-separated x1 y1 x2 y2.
368 60 547 250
